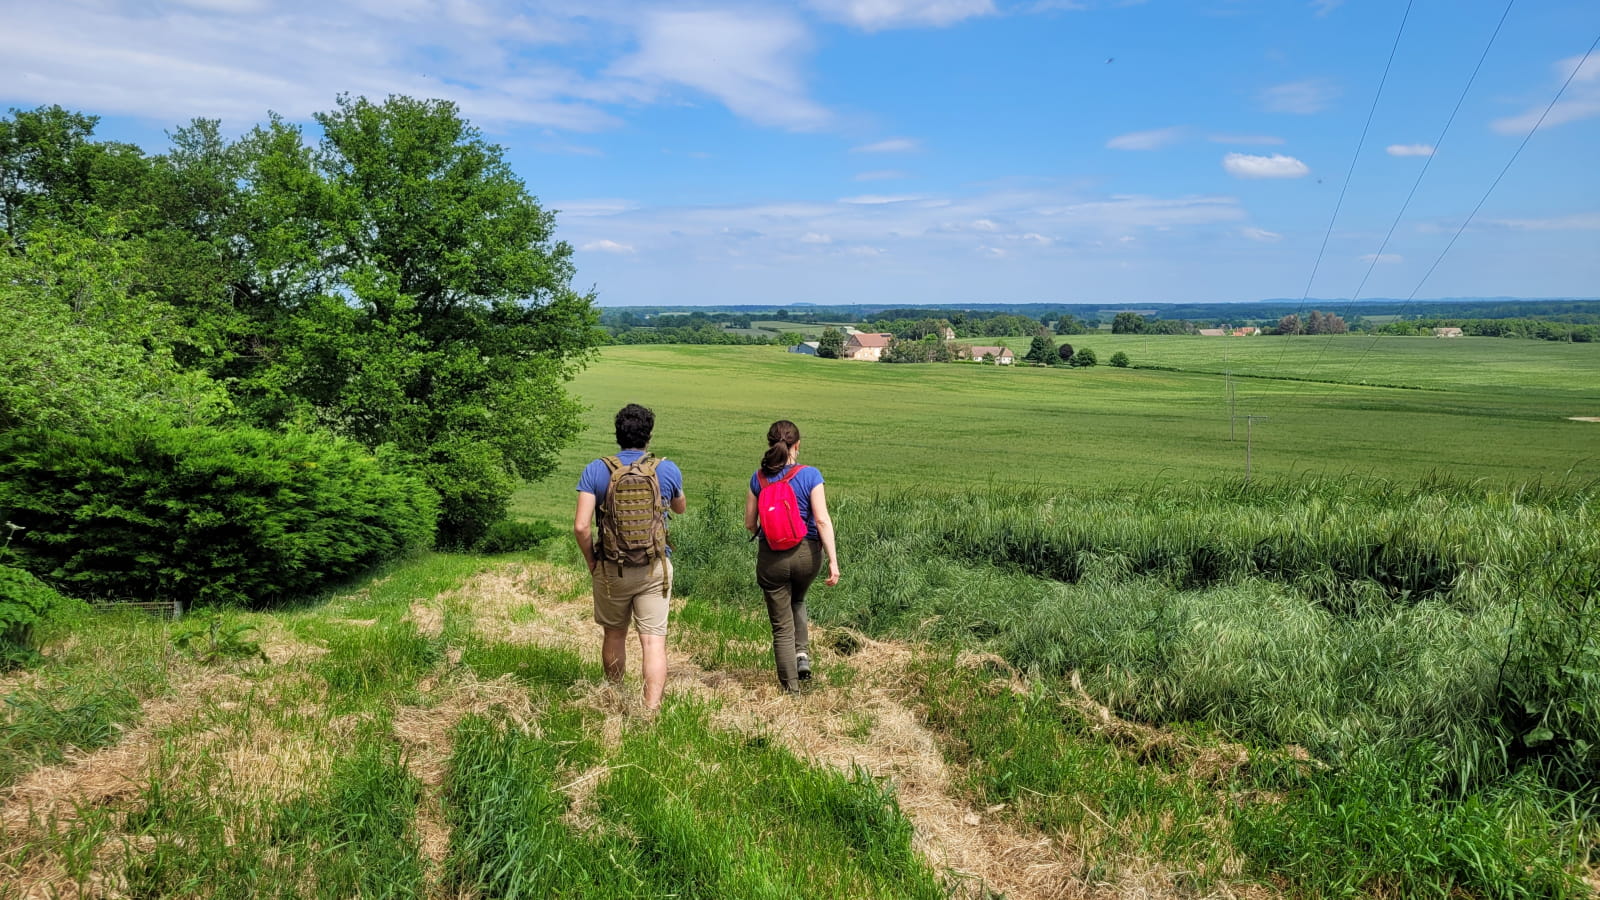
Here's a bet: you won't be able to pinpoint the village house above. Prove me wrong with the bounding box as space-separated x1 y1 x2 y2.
789 341 820 355
964 345 1015 365
843 332 895 361
1198 328 1227 337
1232 326 1262 337
1433 327 1464 338
939 325 956 341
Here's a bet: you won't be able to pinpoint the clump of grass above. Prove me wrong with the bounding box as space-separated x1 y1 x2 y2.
117 720 427 897
315 619 440 710
460 640 592 687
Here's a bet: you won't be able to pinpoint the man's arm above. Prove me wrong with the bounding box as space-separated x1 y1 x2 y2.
671 493 687 515
574 491 598 572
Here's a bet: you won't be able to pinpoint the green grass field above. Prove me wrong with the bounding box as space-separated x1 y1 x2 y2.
513 339 1600 521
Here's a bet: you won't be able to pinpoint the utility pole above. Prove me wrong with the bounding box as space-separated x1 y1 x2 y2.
1244 415 1268 484
1225 344 1235 441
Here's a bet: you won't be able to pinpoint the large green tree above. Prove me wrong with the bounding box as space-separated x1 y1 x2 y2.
221 96 600 545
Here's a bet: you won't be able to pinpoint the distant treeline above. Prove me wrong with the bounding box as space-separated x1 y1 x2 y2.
1381 318 1598 342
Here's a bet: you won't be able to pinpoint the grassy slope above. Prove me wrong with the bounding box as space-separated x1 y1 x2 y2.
513 341 1600 520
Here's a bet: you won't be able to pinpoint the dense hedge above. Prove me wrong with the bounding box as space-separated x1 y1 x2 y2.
0 421 437 608
0 564 84 666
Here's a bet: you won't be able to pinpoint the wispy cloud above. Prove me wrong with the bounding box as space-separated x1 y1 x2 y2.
1492 52 1600 135
1259 79 1339 114
839 194 927 204
1386 143 1434 157
1483 213 1600 231
1241 226 1283 242
581 239 636 253
1106 126 1186 150
852 137 922 153
805 0 995 31
1310 0 1344 17
612 9 830 131
0 0 616 128
854 169 908 181
1208 133 1285 145
1222 153 1310 179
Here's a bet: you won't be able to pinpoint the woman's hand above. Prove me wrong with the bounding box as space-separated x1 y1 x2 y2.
825 563 840 587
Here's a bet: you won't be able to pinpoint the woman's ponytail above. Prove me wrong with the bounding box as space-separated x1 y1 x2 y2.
760 420 802 477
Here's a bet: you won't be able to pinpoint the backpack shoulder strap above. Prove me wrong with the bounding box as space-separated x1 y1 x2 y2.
777 465 805 484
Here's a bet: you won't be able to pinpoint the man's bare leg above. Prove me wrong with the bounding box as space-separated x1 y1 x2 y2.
602 626 629 683
639 633 667 711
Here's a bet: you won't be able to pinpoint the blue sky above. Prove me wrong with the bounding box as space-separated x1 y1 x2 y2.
2 0 1596 306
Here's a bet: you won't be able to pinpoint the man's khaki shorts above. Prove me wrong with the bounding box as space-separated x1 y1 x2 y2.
591 557 672 636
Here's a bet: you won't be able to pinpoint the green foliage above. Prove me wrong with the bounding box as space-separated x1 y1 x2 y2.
1 683 140 787
472 518 563 554
1112 312 1146 334
1109 350 1130 367
169 611 267 665
1056 341 1075 362
0 419 436 608
1069 346 1098 367
1025 333 1057 365
0 563 85 666
0 218 229 432
817 325 845 359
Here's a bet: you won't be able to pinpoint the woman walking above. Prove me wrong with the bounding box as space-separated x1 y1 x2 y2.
746 420 840 693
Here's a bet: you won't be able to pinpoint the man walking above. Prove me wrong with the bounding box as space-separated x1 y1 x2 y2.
573 404 685 712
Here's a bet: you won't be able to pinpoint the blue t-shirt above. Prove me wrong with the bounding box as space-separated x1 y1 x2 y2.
578 450 683 509
749 464 825 541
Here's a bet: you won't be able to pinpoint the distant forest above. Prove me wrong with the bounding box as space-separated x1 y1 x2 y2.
599 298 1600 345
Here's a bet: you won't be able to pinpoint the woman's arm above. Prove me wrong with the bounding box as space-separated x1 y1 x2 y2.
810 483 840 586
744 488 760 536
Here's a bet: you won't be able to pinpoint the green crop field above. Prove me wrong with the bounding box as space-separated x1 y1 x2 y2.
513 339 1600 521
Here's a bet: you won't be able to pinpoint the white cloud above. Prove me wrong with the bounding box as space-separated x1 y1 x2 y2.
1310 0 1343 16
1259 79 1339 114
612 9 830 131
1386 143 1435 157
1208 134 1285 145
1360 253 1402 263
1106 126 1185 150
0 0 618 129
852 137 922 153
1222 153 1310 179
840 194 925 204
800 232 834 243
1241 226 1283 242
806 0 995 31
1484 213 1600 231
854 169 908 181
582 239 636 253
972 218 1000 231
1492 52 1600 135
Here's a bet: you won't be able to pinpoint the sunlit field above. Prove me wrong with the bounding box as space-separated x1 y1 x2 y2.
513 339 1600 521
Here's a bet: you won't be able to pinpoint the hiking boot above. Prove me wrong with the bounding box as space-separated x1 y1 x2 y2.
796 652 812 681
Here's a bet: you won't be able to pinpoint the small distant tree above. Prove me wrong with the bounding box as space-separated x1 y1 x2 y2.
817 327 845 359
1054 315 1088 335
1026 333 1057 365
1109 351 1130 368
1112 312 1146 334
1057 342 1075 363
776 309 789 319
777 331 804 346
1069 347 1098 367
1277 314 1302 335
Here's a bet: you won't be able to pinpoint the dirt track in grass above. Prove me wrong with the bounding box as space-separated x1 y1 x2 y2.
3 559 1281 900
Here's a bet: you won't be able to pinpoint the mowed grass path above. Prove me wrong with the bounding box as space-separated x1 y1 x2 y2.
513 341 1600 520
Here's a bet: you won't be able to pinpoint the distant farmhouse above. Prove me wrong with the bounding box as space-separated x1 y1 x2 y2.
1433 327 1464 338
1199 325 1261 337
963 345 1015 365
789 341 820 355
940 325 956 341
844 332 895 361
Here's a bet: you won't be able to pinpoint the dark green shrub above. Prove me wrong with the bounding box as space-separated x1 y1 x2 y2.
1069 346 1098 367
1109 351 1130 367
0 564 85 667
0 421 437 609
473 519 562 554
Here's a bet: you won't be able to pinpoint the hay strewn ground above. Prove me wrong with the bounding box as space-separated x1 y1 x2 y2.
4 558 1300 899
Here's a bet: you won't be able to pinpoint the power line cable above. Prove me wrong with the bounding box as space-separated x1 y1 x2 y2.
1262 0 1415 389
1287 0 1517 392
1338 29 1600 383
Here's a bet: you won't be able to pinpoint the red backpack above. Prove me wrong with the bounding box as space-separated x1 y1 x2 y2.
756 467 809 550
